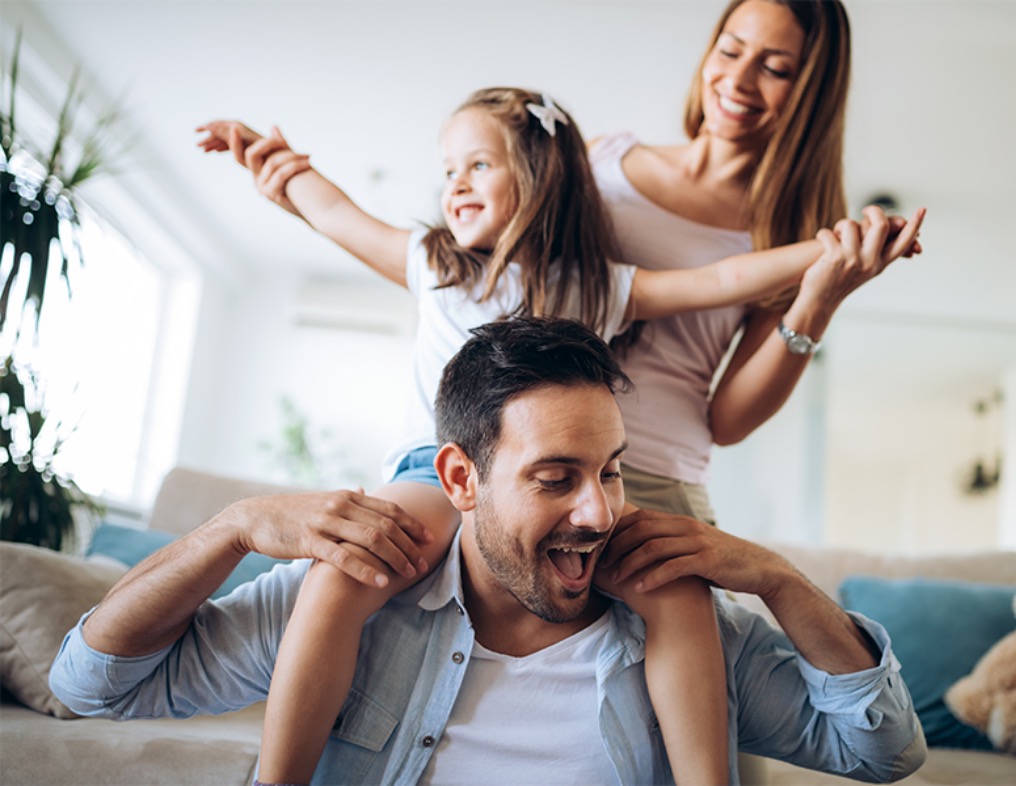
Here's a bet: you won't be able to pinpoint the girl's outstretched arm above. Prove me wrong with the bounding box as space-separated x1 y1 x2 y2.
626 207 925 322
197 120 411 286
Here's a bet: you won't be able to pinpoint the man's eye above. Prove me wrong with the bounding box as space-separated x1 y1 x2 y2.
602 470 622 482
538 477 570 490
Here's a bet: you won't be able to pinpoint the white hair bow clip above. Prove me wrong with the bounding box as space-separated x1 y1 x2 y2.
526 93 570 137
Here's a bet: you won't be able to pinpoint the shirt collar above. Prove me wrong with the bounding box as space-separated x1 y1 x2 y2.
416 525 468 613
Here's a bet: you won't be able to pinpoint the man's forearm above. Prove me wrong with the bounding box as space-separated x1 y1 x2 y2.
82 509 248 656
762 565 879 674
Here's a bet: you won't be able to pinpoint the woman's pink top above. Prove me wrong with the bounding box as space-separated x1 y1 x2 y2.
591 132 753 483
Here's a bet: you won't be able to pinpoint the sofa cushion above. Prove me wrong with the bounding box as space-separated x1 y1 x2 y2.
86 522 287 598
839 575 1016 750
0 542 126 718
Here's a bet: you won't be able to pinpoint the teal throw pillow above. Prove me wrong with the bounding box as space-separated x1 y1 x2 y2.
839 575 1016 750
86 522 288 599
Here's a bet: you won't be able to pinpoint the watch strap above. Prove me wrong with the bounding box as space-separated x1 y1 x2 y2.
777 321 822 355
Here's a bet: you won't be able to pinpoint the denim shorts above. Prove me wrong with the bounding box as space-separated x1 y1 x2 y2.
390 445 441 489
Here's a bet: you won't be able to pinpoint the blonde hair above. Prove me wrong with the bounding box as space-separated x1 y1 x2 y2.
422 87 618 334
685 0 851 308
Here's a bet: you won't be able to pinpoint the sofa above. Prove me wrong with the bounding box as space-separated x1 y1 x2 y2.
1 466 1014 785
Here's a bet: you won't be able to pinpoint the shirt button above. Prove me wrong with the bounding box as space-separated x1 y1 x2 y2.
451 651 464 664
422 735 436 747
455 604 464 615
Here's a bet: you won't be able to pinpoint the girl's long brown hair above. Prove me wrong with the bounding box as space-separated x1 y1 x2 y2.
422 87 619 334
685 0 851 309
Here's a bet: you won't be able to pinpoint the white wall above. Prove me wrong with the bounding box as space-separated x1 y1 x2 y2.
177 268 416 492
10 0 1014 550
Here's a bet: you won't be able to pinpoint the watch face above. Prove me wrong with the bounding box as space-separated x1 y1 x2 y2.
788 334 813 354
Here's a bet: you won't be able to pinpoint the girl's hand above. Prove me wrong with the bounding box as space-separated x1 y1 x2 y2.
229 489 432 589
195 120 262 165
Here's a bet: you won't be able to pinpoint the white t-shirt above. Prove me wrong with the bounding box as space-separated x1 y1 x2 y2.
420 609 617 785
381 230 636 481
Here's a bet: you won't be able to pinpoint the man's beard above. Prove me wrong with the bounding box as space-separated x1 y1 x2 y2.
473 491 590 624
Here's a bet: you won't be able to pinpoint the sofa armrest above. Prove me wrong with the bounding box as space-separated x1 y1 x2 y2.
147 466 299 537
731 540 1016 626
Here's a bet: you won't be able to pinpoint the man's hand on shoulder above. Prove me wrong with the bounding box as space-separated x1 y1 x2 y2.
599 509 796 599
225 489 432 588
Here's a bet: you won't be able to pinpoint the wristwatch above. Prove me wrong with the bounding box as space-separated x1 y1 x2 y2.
777 321 822 355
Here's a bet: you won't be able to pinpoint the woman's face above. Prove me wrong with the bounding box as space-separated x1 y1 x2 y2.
700 0 806 148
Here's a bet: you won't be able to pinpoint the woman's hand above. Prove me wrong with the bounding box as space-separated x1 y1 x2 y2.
195 120 262 162
798 205 925 315
237 127 312 216
196 122 311 216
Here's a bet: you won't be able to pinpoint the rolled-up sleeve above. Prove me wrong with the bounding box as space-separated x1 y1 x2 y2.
49 559 309 720
725 604 926 783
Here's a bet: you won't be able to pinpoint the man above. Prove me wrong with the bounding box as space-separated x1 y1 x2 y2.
51 317 925 785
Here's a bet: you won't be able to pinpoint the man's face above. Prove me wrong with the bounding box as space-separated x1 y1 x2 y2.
467 383 627 623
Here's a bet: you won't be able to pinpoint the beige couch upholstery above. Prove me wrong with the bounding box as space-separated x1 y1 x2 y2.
1 467 1014 785
737 543 1016 785
0 467 289 786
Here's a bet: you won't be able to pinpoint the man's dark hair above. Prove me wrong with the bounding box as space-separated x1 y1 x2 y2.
435 316 632 480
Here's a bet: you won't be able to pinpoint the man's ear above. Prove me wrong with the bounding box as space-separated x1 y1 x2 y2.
435 443 477 512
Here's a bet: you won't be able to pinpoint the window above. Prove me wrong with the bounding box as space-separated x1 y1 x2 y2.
2 205 166 510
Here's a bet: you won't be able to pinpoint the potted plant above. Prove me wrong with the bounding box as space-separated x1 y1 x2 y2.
0 32 120 549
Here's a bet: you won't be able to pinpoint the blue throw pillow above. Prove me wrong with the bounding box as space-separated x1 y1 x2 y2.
839 575 1016 750
86 522 288 599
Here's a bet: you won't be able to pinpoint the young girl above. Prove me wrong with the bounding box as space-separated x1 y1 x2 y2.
197 87 921 786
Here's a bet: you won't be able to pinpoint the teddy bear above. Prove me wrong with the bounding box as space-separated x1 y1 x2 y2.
943 594 1016 754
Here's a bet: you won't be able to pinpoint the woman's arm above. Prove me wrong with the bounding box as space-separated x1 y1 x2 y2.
709 207 924 444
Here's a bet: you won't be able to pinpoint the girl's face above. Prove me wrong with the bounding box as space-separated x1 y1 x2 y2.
700 0 806 147
440 108 517 252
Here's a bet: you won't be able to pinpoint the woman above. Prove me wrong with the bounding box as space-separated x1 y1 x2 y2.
591 0 888 522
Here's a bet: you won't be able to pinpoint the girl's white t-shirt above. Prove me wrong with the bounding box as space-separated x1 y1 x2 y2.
381 230 636 482
420 609 617 785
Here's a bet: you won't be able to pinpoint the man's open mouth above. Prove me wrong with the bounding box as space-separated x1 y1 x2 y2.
546 543 599 587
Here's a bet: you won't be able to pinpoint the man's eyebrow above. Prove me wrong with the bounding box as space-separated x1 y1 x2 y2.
532 443 628 467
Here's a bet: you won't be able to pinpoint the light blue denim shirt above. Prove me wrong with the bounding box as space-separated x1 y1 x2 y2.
51 533 925 785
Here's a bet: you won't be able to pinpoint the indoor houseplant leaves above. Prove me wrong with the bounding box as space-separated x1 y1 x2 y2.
1 31 123 336
0 356 101 549
1 32 117 549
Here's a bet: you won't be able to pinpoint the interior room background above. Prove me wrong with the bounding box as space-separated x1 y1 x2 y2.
3 0 1014 554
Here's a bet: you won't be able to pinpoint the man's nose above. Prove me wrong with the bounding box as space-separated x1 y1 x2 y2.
570 482 615 533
